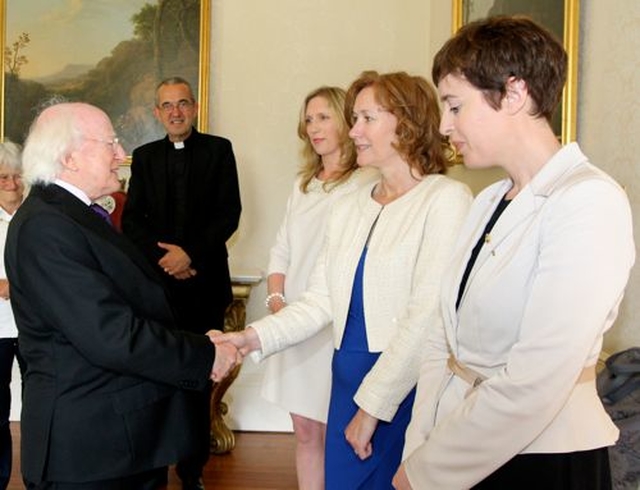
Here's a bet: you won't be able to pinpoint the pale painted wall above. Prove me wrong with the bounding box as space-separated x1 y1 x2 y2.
212 0 435 274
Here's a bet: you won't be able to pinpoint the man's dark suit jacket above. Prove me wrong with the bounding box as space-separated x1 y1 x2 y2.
122 128 241 333
5 184 215 484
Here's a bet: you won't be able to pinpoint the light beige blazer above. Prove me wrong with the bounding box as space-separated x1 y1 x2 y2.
403 143 636 489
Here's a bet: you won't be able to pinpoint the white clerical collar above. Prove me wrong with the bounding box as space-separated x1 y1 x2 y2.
54 179 91 205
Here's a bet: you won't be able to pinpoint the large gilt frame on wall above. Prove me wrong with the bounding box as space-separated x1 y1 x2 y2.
0 0 210 156
452 0 579 144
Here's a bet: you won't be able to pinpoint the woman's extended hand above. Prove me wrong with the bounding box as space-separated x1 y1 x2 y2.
212 327 262 357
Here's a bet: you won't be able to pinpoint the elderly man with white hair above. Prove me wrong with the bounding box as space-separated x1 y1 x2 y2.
5 101 239 490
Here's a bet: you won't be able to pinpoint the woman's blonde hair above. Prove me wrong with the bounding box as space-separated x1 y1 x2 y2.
297 86 357 192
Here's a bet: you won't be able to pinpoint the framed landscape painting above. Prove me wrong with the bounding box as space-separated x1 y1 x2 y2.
452 0 579 143
0 0 211 156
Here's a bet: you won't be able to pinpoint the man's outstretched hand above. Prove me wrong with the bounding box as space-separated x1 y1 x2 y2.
206 330 243 382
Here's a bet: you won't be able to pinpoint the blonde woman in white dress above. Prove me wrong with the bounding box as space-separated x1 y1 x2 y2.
262 86 376 490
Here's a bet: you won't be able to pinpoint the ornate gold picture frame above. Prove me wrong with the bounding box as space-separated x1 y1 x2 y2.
0 0 210 156
452 0 579 144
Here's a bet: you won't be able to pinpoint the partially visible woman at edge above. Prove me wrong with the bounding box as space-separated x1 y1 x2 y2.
216 71 472 489
0 141 25 490
393 16 635 490
262 86 376 490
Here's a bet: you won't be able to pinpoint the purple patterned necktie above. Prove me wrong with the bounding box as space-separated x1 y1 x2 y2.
89 203 113 227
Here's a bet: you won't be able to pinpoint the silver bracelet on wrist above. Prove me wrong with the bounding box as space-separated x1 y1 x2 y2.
265 292 286 309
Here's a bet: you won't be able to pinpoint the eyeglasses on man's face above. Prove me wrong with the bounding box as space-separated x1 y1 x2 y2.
158 99 195 114
85 137 121 155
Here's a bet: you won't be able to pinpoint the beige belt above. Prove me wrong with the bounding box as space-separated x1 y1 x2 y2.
447 355 596 387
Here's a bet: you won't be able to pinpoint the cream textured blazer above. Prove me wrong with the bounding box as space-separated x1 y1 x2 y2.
251 175 472 422
403 143 636 489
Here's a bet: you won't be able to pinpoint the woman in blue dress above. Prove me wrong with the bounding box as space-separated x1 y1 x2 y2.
217 71 472 489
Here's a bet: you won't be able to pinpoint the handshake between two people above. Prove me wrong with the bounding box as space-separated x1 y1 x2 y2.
205 328 262 382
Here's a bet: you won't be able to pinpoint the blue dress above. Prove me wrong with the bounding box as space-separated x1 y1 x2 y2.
325 247 416 489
